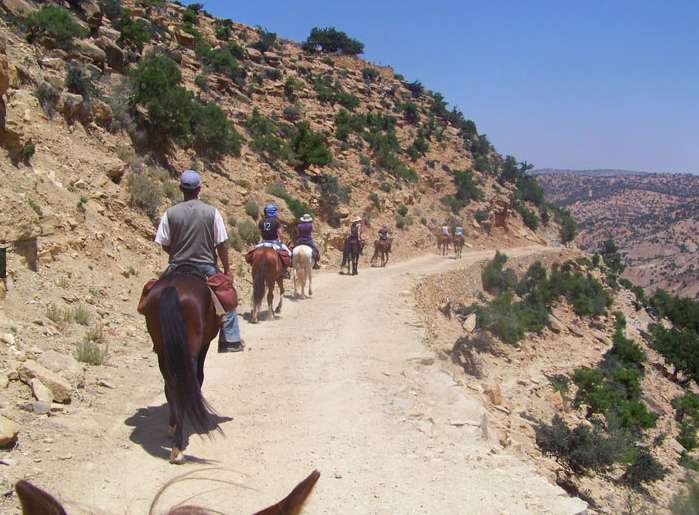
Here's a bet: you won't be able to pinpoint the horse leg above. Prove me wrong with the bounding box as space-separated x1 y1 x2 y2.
275 278 284 314
308 266 313 296
267 280 275 320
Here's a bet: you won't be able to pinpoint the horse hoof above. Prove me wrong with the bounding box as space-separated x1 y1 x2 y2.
170 448 185 464
167 425 176 437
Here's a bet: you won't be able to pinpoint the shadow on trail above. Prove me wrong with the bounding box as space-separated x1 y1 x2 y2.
125 403 232 463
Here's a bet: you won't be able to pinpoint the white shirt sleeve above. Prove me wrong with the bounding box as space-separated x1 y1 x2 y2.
155 212 170 246
213 209 228 245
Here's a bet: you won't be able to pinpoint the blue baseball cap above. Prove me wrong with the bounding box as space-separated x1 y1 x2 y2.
180 170 201 190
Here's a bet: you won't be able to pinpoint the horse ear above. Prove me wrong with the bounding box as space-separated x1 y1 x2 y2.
15 480 68 515
253 470 320 515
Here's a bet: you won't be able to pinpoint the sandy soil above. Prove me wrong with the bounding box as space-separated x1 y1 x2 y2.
2 248 585 515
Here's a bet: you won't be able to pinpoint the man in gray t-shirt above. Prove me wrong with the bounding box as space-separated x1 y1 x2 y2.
155 170 243 352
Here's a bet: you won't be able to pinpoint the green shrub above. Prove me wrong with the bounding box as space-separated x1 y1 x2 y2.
194 73 209 91
65 63 97 100
623 448 667 488
397 205 408 217
600 239 626 275
336 91 359 110
517 205 539 230
317 175 350 225
402 102 420 124
284 76 303 99
214 19 232 40
368 192 380 209
20 142 35 164
34 82 60 117
283 104 302 122
228 228 243 252
475 209 489 223
245 109 292 163
72 304 91 326
192 101 242 158
362 67 379 81
99 0 123 21
442 170 484 213
302 27 364 55
476 292 546 345
26 5 87 49
379 182 391 193
117 13 151 51
195 40 246 85
650 324 699 383
127 171 162 220
535 415 626 473
75 340 108 365
481 251 516 294
237 219 259 246
250 26 277 52
290 122 332 171
181 6 198 26
649 290 699 333
244 200 260 220
406 80 424 98
407 135 429 161
395 214 408 230
559 211 577 243
607 329 646 368
610 399 657 431
515 175 545 206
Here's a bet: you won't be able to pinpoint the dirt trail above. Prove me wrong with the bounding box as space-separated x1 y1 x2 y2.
38 248 585 514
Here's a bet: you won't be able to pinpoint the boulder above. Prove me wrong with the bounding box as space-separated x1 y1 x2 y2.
0 415 18 447
18 360 71 403
547 314 564 334
483 383 502 406
71 39 107 66
31 378 54 403
246 47 262 62
98 25 120 41
59 91 84 121
80 0 102 28
0 53 9 96
89 98 113 126
96 37 124 71
175 30 195 48
264 52 281 66
462 313 477 333
0 0 35 17
37 350 84 387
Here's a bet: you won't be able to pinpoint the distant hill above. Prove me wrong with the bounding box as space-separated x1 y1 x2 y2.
532 168 652 177
536 171 699 299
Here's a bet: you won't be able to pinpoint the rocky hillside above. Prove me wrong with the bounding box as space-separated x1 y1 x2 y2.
416 249 697 513
536 170 699 299
0 0 569 502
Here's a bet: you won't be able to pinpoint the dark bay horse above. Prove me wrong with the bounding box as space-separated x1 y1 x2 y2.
343 238 361 275
436 233 451 256
139 273 222 464
251 247 284 323
453 235 465 258
371 239 392 267
15 469 321 514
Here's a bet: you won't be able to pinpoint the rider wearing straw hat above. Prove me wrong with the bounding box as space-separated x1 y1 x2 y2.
295 213 321 269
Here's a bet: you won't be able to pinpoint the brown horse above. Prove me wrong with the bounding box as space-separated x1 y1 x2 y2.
343 238 361 275
139 271 222 464
453 234 465 258
251 247 284 323
15 469 321 515
371 239 392 267
436 233 451 256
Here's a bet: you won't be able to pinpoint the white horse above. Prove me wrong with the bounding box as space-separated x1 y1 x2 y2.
292 245 314 298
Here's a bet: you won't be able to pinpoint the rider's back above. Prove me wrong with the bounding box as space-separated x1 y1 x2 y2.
165 200 217 265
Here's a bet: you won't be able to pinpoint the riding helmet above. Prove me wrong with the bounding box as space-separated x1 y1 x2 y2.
264 203 278 217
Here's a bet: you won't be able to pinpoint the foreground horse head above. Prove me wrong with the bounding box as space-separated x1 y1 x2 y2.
138 272 222 464
251 247 284 323
15 470 321 515
292 245 313 298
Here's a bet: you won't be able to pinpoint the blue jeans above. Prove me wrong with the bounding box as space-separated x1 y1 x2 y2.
166 262 241 344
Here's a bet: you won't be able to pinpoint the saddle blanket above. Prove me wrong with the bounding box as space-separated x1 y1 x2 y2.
245 242 291 267
137 273 238 324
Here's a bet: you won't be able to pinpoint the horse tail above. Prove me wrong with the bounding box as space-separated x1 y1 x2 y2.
252 254 267 307
254 470 321 515
159 286 221 436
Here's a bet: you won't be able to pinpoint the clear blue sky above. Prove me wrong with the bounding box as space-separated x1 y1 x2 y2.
185 0 699 173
